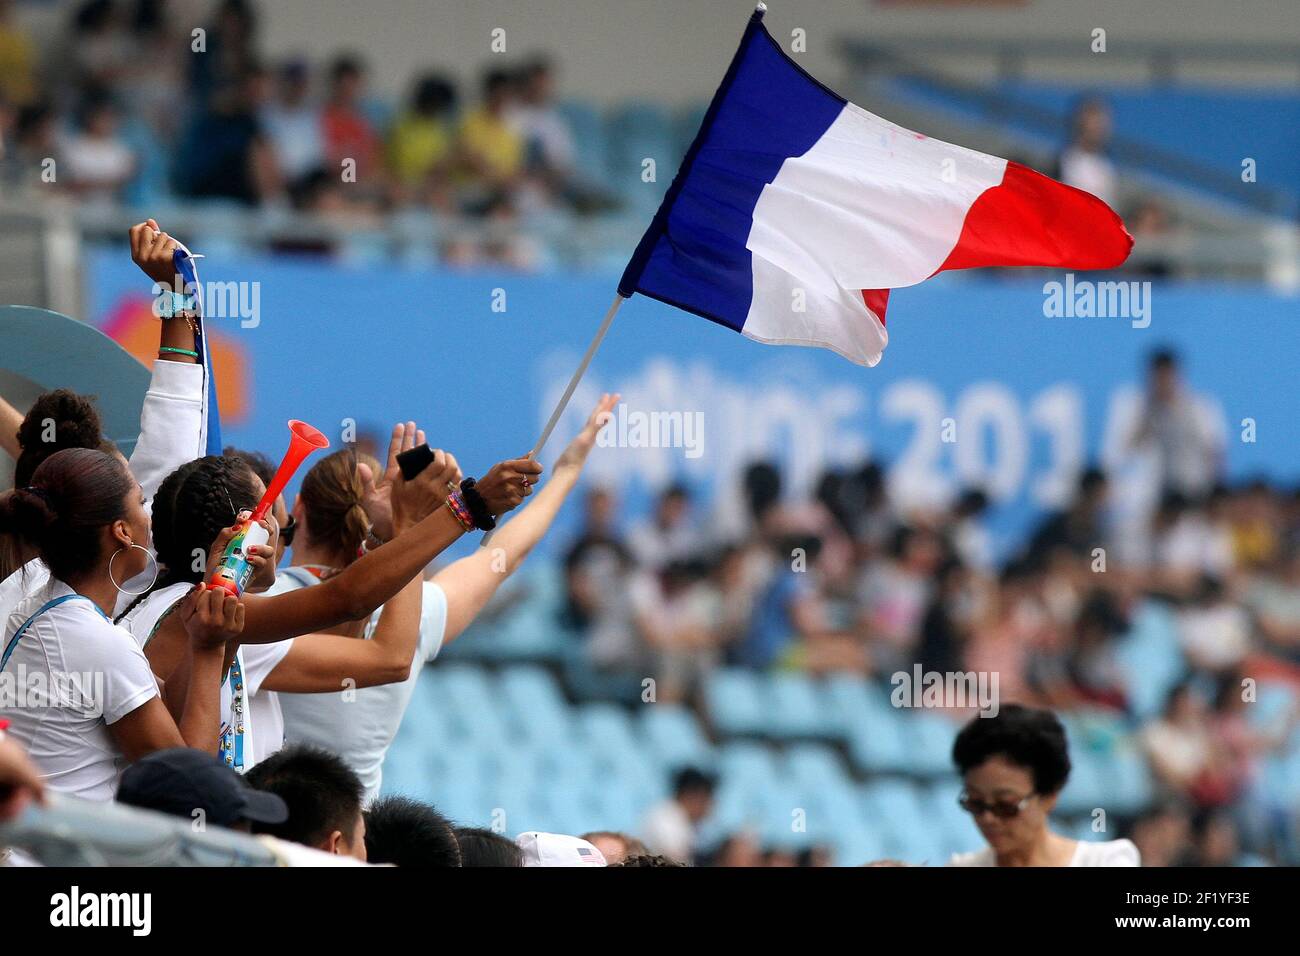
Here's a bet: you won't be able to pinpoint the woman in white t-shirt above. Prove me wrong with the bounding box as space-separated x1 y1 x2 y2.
947 704 1140 867
0 448 243 799
273 395 619 801
119 422 514 772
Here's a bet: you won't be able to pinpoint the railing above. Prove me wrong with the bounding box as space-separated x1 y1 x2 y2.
0 794 367 866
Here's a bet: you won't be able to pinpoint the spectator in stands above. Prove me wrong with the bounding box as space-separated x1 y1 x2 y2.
117 747 288 832
188 0 259 107
64 0 132 95
1026 467 1110 564
262 60 325 190
950 705 1140 866
857 524 943 669
320 54 382 194
456 826 523 867
562 487 652 674
581 830 647 865
387 72 457 208
615 853 687 867
508 56 574 184
1056 96 1117 207
1129 802 1193 868
245 745 367 860
363 796 461 866
1127 349 1223 503
1 101 59 194
640 766 716 864
174 66 283 205
1141 682 1236 807
1175 575 1251 675
456 68 524 203
516 830 607 866
629 483 699 571
62 90 137 201
0 0 35 106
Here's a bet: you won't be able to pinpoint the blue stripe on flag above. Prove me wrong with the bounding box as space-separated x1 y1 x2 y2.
618 9 845 331
173 249 222 455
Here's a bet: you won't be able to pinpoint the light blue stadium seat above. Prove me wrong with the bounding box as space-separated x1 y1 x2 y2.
903 711 959 776
575 702 640 756
834 824 888 867
639 704 714 769
823 672 874 738
718 740 781 790
706 668 767 737
1106 742 1155 816
1056 746 1106 815
767 672 835 738
498 665 572 744
847 703 910 774
557 99 611 190
922 777 982 859
1116 600 1186 720
783 742 851 791
861 780 945 864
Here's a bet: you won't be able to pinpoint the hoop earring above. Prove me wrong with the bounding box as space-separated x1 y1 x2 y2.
108 544 159 596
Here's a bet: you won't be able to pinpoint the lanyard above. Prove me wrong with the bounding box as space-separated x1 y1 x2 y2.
219 651 250 772
0 594 108 672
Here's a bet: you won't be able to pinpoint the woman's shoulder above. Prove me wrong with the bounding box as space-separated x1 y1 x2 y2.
1072 838 1141 867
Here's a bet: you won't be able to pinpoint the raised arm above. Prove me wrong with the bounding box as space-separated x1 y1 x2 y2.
434 393 618 644
124 221 208 504
258 572 423 693
236 448 465 644
0 395 21 461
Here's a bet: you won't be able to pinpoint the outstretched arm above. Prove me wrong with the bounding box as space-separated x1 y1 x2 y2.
0 395 21 461
434 393 618 644
259 572 423 693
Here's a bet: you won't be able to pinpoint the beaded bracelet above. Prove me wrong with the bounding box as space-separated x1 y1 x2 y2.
159 346 199 359
445 491 475 533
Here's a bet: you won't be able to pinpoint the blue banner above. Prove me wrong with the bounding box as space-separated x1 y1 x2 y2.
86 247 1300 561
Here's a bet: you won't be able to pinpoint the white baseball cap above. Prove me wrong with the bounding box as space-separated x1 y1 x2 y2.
515 831 607 867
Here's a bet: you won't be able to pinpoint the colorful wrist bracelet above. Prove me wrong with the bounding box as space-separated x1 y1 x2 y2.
445 492 475 532
159 346 199 358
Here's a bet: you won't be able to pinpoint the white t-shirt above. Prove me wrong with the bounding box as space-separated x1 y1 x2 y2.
269 567 447 804
949 838 1140 867
0 359 207 625
116 582 292 773
639 799 695 862
0 580 159 800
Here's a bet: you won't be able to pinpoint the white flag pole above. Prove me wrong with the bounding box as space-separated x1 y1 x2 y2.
480 292 625 546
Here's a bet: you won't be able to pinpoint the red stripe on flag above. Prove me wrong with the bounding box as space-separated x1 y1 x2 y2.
862 288 890 326
935 161 1133 275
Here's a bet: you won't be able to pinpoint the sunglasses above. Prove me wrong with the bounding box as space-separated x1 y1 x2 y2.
958 791 1036 819
280 514 297 547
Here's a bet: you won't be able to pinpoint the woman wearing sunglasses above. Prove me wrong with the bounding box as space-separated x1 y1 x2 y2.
949 704 1140 866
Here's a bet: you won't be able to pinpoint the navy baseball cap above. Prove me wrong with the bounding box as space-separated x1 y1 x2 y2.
118 748 289 828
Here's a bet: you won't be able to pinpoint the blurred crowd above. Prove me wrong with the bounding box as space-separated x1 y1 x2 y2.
0 0 614 266
558 347 1300 865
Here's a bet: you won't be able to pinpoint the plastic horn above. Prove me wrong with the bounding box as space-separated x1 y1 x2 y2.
207 420 331 596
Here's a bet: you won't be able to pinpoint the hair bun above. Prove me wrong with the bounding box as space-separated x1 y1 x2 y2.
0 485 58 541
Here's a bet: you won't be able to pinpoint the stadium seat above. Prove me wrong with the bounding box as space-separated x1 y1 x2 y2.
902 710 959 777
639 703 715 770
766 672 836 739
705 668 768 737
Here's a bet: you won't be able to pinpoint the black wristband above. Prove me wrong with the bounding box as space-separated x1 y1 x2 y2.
459 477 496 531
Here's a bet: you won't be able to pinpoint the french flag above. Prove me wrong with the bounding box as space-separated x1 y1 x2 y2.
618 5 1133 366
172 244 222 455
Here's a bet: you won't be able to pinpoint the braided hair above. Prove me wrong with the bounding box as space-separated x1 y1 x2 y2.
114 455 261 623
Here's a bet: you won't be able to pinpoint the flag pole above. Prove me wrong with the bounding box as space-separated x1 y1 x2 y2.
480 292 625 546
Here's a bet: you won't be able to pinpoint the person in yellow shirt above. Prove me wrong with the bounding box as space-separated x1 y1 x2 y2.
456 69 523 190
387 73 456 202
0 0 36 106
